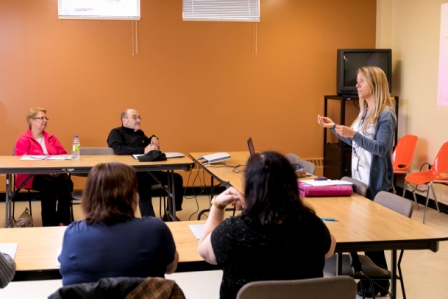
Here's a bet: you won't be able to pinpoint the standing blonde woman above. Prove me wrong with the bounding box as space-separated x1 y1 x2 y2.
317 66 396 296
14 107 73 226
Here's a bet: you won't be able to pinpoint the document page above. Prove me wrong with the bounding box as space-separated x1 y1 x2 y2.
0 243 18 259
189 224 205 240
302 180 353 186
20 155 73 161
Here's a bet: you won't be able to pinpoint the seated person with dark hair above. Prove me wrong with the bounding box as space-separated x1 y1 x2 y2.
198 151 336 299
107 108 184 219
59 162 178 286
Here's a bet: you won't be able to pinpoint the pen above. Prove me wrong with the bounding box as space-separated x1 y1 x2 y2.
320 217 338 222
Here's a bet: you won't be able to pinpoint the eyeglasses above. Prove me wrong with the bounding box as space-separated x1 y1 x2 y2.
127 115 141 120
33 117 49 121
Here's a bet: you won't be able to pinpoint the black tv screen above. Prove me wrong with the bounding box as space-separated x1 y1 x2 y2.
337 49 392 96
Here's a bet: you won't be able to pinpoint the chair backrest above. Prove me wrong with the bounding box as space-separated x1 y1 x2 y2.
432 141 448 177
285 153 316 175
236 277 357 299
48 277 185 299
341 176 368 197
392 135 418 172
80 147 114 155
374 191 413 218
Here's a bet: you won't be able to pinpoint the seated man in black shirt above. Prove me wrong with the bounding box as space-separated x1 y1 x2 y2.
107 108 183 219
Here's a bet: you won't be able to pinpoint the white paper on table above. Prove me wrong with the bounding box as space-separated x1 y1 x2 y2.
189 224 205 240
0 243 18 259
302 180 353 187
20 155 73 160
165 152 184 158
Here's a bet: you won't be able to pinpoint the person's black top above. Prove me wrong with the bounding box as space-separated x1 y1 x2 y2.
107 126 156 155
211 213 331 299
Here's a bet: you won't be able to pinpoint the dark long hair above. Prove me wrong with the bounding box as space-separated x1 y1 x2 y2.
242 151 315 226
81 162 138 225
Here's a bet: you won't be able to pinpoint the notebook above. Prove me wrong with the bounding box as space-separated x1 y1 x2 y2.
247 137 255 156
132 152 184 160
200 152 231 164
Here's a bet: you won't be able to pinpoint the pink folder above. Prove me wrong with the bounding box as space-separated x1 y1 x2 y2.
298 181 353 197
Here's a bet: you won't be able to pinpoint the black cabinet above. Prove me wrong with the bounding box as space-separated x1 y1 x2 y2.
323 95 399 180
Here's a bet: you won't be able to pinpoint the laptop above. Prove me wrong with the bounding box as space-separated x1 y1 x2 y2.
247 137 255 156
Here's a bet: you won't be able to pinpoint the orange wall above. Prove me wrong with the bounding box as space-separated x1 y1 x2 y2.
0 0 376 175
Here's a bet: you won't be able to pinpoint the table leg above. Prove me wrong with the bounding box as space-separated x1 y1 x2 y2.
336 252 342 275
169 170 177 221
210 176 215 198
390 250 397 299
5 174 11 227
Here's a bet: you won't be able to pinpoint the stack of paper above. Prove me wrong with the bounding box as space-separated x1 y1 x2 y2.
201 152 231 164
20 155 73 161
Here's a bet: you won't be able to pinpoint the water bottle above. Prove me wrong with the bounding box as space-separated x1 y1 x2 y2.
72 135 80 160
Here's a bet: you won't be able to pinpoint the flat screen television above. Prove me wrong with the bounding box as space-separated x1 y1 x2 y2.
337 49 392 96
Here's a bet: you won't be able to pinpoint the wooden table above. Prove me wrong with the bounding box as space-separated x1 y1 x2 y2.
1 220 214 281
0 155 194 226
190 151 448 299
189 152 249 194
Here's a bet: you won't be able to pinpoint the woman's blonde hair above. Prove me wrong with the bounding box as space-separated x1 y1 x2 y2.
26 107 46 127
352 66 395 132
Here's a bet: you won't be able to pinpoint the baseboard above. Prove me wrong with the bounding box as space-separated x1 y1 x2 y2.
397 186 448 214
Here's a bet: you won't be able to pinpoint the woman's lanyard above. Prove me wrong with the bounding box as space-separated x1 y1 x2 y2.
358 108 368 131
353 108 369 158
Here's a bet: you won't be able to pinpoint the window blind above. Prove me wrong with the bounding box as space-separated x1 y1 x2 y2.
183 0 260 22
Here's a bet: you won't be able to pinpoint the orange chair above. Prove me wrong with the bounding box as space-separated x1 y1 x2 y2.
392 135 419 195
403 141 448 223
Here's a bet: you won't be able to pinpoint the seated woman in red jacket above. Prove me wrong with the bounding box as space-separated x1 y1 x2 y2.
14 107 73 226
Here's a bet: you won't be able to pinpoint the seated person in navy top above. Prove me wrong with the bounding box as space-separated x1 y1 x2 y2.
58 162 178 286
198 151 336 299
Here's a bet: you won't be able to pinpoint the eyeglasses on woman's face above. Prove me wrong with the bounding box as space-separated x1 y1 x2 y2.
33 116 49 121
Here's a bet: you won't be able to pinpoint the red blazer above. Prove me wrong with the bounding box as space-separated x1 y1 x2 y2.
14 129 67 189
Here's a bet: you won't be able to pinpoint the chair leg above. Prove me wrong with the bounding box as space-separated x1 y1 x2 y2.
429 182 440 212
423 188 430 224
159 196 162 218
27 190 33 216
403 182 419 209
158 187 167 218
392 184 396 194
398 250 406 299
371 281 376 299
70 201 74 222
412 191 419 210
28 198 32 216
